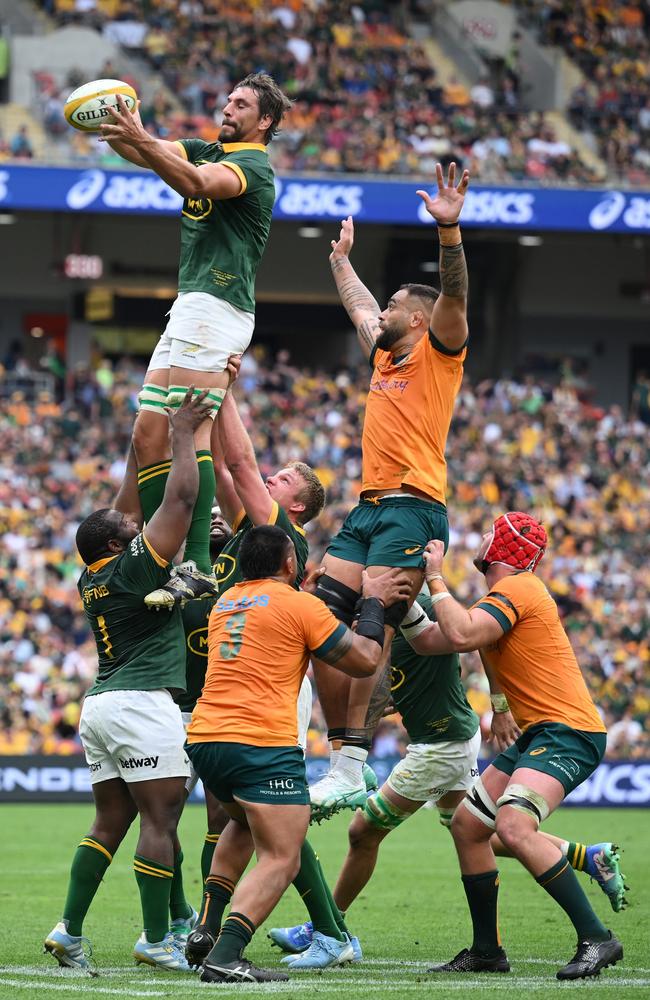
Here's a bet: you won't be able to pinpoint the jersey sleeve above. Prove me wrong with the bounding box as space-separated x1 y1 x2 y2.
115 532 171 594
221 150 269 195
299 593 347 658
425 331 468 365
473 575 531 635
177 138 212 163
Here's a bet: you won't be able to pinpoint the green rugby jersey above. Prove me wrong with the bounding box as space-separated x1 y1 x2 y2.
390 593 478 744
79 533 186 697
176 138 275 314
215 501 309 592
177 596 217 714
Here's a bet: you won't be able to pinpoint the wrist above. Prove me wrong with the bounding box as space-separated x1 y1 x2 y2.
490 693 510 714
437 223 461 245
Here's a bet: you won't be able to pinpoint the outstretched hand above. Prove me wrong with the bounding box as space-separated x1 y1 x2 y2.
416 162 470 226
167 386 214 432
98 94 148 146
330 216 354 261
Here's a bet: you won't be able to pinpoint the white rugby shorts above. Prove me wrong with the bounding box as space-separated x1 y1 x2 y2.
80 689 190 785
386 729 481 804
149 291 254 372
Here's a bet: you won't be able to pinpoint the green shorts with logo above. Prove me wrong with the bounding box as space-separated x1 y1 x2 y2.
186 741 309 805
491 721 607 796
327 496 449 569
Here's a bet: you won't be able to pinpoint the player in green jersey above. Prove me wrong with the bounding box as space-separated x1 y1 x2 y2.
44 390 212 975
99 73 291 604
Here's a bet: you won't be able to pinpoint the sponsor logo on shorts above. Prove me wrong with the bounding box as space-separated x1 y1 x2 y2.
118 755 160 769
470 767 479 777
258 777 301 798
404 546 422 555
529 747 547 756
88 762 102 773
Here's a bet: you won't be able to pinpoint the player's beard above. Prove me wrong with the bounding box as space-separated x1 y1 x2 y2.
219 121 242 141
375 322 404 351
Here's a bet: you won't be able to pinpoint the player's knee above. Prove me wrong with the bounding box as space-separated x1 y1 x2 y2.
314 574 359 627
361 790 409 835
495 783 550 845
347 811 374 850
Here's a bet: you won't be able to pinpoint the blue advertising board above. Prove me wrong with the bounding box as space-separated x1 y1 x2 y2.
0 164 649 233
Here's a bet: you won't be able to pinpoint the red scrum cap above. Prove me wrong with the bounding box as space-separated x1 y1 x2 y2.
483 512 547 572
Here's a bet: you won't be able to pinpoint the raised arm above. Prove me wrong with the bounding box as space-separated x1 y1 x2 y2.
210 417 246 528
329 216 382 360
113 443 143 526
144 389 214 562
217 391 273 525
100 95 243 200
417 163 469 353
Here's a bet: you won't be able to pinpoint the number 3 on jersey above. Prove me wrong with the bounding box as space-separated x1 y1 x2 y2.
220 612 246 659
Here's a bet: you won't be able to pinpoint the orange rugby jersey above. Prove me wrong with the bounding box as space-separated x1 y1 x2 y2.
187 579 346 747
362 333 466 504
474 573 606 734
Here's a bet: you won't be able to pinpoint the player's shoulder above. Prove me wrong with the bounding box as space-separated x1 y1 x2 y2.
424 330 468 364
491 571 549 610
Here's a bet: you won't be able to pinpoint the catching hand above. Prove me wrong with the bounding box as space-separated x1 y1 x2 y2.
168 386 214 432
416 162 470 226
329 216 354 261
98 95 147 146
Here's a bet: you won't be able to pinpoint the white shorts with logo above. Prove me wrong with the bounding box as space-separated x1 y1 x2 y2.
80 689 190 785
386 729 481 803
148 292 255 373
181 675 313 796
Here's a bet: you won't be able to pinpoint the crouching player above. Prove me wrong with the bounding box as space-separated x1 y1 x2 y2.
405 512 624 981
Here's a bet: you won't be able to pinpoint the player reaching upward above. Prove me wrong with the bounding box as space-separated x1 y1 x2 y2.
404 512 624 980
98 74 291 603
44 390 212 975
310 163 470 816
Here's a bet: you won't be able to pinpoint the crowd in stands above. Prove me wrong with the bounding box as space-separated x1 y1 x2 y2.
20 0 604 184
520 0 650 184
1 343 648 762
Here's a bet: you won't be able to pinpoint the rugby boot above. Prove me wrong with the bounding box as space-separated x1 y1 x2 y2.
185 926 216 968
428 947 510 973
44 921 97 976
282 931 354 969
201 957 289 983
556 932 623 980
170 906 198 947
133 931 192 971
309 771 367 822
363 762 378 792
584 843 628 912
145 561 219 610
268 921 313 953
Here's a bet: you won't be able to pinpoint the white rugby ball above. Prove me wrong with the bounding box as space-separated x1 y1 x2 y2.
64 78 138 132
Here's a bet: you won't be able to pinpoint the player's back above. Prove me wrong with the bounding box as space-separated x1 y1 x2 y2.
188 578 340 747
476 573 605 734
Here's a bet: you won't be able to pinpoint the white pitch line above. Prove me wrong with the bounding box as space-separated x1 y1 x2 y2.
0 979 166 997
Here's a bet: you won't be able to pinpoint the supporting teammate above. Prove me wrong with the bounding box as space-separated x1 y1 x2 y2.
310 163 471 816
99 74 291 604
185 525 412 983
44 390 213 974
404 512 624 980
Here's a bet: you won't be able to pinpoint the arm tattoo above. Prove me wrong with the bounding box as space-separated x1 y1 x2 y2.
330 257 381 320
439 242 468 299
320 627 354 666
358 317 380 354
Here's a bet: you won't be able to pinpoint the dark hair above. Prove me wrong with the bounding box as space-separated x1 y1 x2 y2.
76 508 116 565
288 461 326 525
234 73 293 142
400 283 440 310
239 525 293 580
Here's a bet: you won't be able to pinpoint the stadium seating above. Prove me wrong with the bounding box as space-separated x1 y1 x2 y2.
0 349 647 758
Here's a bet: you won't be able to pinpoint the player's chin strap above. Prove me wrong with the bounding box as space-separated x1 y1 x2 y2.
496 783 550 826
166 385 226 420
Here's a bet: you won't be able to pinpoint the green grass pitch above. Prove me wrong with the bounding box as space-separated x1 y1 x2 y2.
1 804 647 1000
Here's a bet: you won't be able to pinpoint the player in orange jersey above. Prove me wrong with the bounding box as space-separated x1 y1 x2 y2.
400 512 623 981
186 524 410 983
310 162 471 817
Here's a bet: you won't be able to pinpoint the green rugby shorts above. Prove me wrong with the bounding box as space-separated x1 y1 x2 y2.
186 741 309 805
491 721 606 796
326 495 448 569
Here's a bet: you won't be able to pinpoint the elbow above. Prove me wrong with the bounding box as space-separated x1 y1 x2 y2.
444 627 473 653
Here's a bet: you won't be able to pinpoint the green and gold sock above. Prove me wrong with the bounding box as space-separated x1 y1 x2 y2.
137 460 171 522
293 841 346 942
461 870 502 957
199 874 235 937
183 450 216 574
62 835 113 936
169 848 193 922
133 854 173 943
537 859 609 941
201 833 221 885
210 912 255 963
566 842 588 871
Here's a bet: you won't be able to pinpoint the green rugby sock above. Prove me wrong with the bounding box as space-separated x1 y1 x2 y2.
209 912 255 962
293 841 346 941
199 874 235 936
133 855 173 943
169 849 193 922
537 859 609 941
201 833 221 884
62 836 113 936
461 870 502 957
183 451 216 574
566 842 587 871
137 461 170 522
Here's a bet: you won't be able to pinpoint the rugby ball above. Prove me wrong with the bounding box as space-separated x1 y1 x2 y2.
64 79 137 132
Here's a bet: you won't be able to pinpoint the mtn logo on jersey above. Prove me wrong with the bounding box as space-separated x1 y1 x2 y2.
214 552 237 586
119 755 159 769
187 626 209 657
404 545 422 555
182 196 213 220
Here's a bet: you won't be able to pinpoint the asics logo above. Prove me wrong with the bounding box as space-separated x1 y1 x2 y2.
404 545 422 555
